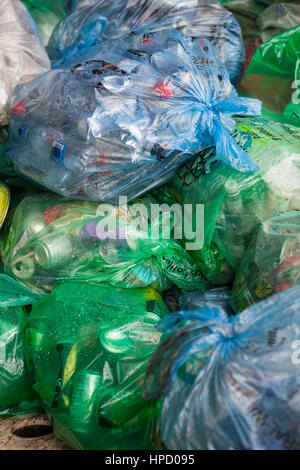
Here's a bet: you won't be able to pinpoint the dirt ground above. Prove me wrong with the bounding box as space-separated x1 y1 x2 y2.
0 414 70 450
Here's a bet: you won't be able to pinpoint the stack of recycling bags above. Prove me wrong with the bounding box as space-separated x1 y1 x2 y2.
0 13 260 448
0 0 300 452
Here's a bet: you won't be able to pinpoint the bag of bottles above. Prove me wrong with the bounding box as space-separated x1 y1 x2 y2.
26 281 168 450
158 117 300 286
1 192 207 295
0 0 50 126
48 0 245 85
8 30 261 203
144 285 300 450
22 0 72 44
231 211 300 313
240 25 300 128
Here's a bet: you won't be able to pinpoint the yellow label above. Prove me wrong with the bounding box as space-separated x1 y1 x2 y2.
145 286 163 304
0 184 9 228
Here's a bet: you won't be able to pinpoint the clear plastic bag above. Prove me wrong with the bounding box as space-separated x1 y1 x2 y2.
144 285 300 450
48 0 245 85
26 281 168 449
8 30 260 203
231 211 300 312
0 0 50 125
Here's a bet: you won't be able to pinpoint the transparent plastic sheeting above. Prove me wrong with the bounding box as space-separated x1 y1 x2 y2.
26 282 168 450
0 0 50 126
144 285 300 450
1 193 206 295
231 211 300 312
8 31 261 203
155 117 300 286
49 0 245 85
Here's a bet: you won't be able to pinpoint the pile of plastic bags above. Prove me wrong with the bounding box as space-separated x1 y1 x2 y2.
0 0 299 452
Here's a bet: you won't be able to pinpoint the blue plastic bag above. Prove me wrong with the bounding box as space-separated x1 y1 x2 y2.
48 0 245 85
144 285 300 450
8 31 260 202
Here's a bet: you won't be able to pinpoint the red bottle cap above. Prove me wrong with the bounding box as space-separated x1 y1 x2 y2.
12 102 27 117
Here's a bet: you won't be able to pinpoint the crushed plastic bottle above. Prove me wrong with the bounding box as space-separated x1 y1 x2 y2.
8 30 261 203
144 285 300 450
48 0 245 85
26 281 168 449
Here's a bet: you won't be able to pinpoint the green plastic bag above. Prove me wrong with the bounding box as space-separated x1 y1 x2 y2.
22 0 71 44
157 117 300 286
231 211 300 312
0 304 42 416
26 281 168 450
240 26 300 127
1 193 205 294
